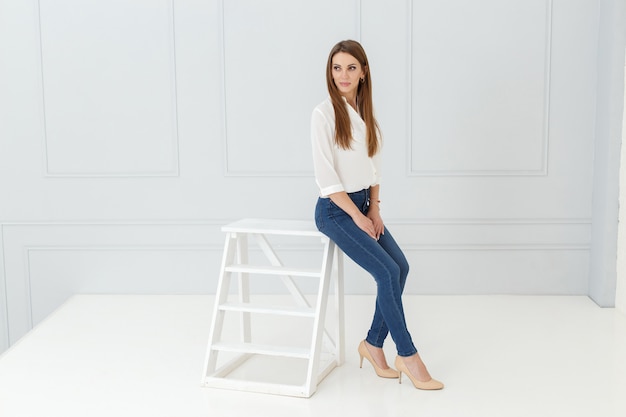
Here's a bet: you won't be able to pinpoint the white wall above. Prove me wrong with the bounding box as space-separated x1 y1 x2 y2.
617 48 626 316
0 0 619 352
619 80 626 315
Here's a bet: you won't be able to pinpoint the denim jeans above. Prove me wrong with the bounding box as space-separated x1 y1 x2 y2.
314 189 417 357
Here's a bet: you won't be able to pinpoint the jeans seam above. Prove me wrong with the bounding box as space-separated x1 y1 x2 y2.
371 301 386 347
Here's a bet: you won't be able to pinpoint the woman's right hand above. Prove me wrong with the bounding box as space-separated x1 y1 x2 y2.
352 213 377 240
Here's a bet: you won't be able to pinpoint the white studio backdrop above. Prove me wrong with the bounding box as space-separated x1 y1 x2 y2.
0 0 624 352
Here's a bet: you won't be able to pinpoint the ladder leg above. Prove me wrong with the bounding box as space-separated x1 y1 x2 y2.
236 234 251 343
334 244 345 365
304 238 335 396
202 233 237 381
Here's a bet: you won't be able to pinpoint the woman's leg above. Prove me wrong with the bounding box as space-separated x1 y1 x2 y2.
315 196 417 357
366 227 410 351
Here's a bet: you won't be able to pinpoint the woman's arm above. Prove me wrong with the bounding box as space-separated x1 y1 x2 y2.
328 191 377 240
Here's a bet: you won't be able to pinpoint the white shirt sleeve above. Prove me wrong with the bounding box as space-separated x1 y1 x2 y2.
311 107 345 196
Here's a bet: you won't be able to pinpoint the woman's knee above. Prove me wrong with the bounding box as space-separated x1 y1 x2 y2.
373 262 401 286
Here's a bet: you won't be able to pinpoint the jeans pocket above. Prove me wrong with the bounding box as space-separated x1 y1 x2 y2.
327 198 346 219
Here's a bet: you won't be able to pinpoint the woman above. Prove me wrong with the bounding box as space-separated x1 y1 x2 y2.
311 40 443 390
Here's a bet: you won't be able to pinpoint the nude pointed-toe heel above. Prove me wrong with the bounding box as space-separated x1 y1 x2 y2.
357 340 399 379
395 356 444 390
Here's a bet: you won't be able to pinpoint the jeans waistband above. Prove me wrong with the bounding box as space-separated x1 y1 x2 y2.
347 188 370 199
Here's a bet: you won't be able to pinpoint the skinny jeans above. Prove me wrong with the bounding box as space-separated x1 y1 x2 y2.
314 188 417 357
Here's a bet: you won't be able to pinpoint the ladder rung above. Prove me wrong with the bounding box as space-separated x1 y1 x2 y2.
224 264 322 277
211 342 311 359
219 302 316 317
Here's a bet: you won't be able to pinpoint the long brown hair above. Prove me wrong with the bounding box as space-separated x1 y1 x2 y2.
326 40 380 157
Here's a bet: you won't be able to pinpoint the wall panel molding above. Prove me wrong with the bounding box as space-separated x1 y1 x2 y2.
220 0 361 177
407 0 553 177
37 0 180 178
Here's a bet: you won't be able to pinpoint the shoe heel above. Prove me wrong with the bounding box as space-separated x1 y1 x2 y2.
359 353 364 369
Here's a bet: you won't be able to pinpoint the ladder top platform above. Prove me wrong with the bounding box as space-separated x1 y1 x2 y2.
221 218 324 237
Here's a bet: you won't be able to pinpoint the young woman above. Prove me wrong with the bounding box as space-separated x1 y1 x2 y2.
311 40 443 390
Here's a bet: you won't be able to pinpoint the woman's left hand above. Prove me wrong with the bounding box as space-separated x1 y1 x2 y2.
367 204 384 240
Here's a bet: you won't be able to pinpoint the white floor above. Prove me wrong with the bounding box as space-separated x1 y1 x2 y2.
0 294 625 417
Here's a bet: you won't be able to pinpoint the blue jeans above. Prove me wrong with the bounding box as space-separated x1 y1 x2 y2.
314 189 417 357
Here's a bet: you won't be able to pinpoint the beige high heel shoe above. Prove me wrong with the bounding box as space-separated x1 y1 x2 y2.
358 340 399 378
395 356 444 390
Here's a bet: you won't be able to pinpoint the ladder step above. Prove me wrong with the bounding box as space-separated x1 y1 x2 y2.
224 264 322 278
203 376 311 397
211 342 311 359
219 302 316 317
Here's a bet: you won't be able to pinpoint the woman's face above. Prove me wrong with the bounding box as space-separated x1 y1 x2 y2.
331 52 365 98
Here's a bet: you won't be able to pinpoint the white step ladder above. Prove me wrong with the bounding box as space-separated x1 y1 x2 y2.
201 218 345 397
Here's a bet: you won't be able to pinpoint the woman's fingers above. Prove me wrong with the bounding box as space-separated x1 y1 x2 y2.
355 216 377 239
367 214 384 239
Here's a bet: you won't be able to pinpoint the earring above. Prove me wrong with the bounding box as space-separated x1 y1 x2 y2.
360 78 365 83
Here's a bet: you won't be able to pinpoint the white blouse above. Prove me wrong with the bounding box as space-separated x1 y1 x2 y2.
310 97 381 197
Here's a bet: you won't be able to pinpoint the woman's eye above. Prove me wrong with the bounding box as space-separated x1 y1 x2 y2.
348 66 357 71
